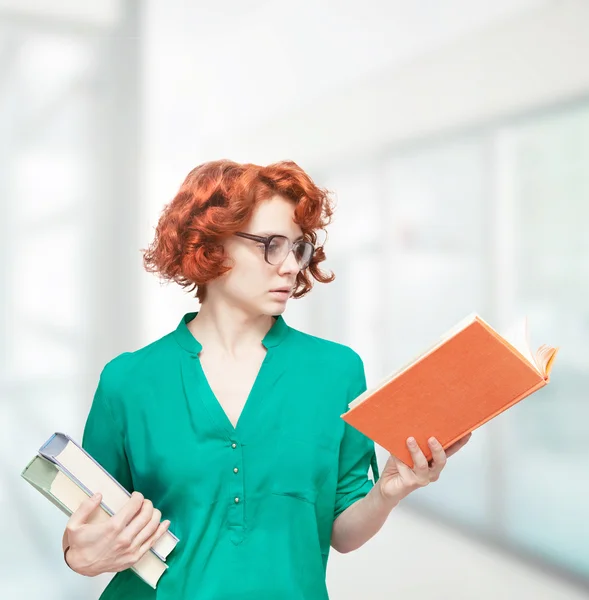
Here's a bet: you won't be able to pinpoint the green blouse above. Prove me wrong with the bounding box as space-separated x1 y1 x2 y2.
82 311 379 600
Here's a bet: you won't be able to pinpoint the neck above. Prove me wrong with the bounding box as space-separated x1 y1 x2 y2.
188 300 275 358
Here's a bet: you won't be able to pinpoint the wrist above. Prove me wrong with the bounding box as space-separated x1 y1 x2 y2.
375 478 405 507
63 545 75 571
64 546 95 577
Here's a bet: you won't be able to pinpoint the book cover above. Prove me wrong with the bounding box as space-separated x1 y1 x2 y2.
342 314 558 467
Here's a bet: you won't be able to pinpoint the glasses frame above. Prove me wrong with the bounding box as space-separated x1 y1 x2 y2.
234 231 315 269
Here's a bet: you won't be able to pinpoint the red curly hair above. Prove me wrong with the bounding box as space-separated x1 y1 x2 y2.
142 159 336 303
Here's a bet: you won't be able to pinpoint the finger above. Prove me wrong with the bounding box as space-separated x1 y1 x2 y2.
446 433 472 458
120 499 158 545
137 520 170 558
427 438 447 479
406 437 429 484
111 491 145 530
135 513 168 552
395 455 416 480
68 492 103 528
452 432 472 446
128 503 162 549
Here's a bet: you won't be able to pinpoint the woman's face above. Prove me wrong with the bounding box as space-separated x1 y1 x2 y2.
208 195 305 315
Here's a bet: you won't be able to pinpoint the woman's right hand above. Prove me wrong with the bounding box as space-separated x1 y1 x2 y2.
64 491 171 577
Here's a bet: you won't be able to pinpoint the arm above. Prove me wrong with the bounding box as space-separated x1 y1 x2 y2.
332 433 473 554
63 360 169 576
330 352 472 554
63 360 131 572
330 352 384 554
80 359 134 493
331 479 399 554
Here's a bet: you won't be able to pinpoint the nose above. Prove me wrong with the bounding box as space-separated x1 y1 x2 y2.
278 248 300 274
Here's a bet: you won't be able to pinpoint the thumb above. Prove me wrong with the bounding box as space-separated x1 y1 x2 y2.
70 492 103 527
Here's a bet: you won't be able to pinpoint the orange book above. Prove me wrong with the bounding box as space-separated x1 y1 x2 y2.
341 313 559 467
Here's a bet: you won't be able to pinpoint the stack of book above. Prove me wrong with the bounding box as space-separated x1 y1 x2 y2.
21 432 179 588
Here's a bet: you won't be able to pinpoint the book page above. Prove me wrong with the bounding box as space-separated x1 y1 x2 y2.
498 316 540 373
57 439 178 560
535 343 559 378
481 315 559 379
57 441 130 513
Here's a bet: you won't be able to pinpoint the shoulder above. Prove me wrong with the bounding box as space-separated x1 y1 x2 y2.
98 330 177 394
286 327 366 408
287 326 363 372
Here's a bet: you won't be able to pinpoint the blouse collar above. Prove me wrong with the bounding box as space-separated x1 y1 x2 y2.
173 311 290 355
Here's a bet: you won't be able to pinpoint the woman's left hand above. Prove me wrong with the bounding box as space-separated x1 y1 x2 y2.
376 433 472 503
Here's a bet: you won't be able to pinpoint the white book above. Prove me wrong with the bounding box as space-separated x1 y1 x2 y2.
21 455 167 589
37 432 179 562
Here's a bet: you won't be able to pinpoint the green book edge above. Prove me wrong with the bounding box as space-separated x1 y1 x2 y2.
21 455 76 517
21 454 167 589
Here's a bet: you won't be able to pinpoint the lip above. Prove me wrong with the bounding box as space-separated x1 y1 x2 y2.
270 287 292 293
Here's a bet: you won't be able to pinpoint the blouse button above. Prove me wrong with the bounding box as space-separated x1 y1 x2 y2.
233 467 239 474
231 442 237 449
234 497 240 504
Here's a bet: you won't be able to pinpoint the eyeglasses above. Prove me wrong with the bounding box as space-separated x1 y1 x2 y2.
234 232 315 270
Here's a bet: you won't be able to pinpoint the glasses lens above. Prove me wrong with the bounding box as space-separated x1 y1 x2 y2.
293 240 314 269
267 236 290 265
266 236 314 268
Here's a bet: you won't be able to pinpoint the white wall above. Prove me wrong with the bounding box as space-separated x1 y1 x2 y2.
138 0 564 341
208 0 589 170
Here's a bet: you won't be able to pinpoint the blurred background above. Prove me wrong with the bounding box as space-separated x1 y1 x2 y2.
1 0 587 598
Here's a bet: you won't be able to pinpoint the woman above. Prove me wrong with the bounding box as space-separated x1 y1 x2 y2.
61 159 470 599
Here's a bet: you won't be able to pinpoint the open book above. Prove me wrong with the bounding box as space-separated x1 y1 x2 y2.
343 313 559 467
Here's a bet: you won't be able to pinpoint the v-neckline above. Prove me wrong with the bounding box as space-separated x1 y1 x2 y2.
194 347 273 437
174 311 290 443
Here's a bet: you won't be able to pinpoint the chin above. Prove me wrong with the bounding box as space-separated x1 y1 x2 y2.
264 299 288 315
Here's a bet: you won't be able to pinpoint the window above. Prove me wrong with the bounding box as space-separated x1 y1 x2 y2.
314 100 589 582
1 3 137 598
